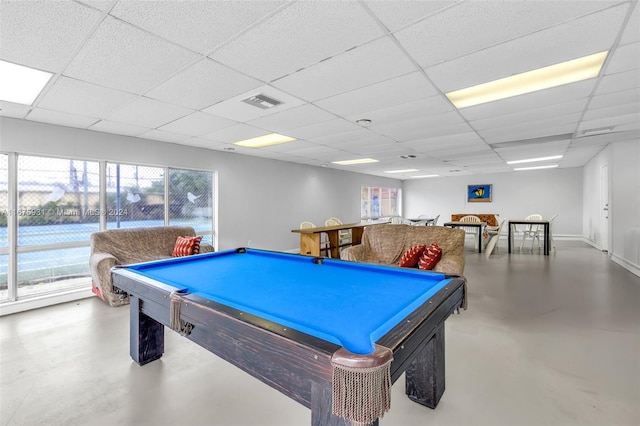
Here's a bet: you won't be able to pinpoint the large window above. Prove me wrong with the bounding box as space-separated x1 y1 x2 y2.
1 154 215 304
361 186 400 220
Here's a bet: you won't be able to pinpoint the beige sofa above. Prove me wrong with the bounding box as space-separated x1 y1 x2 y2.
90 226 213 307
340 224 466 275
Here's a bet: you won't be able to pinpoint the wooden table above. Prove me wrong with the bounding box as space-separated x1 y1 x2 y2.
443 221 487 253
292 223 367 258
508 219 551 255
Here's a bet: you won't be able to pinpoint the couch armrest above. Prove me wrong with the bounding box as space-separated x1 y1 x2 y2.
89 252 129 307
200 243 214 254
340 244 367 262
433 254 465 276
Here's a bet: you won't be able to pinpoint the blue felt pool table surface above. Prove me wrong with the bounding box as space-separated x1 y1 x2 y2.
123 248 454 355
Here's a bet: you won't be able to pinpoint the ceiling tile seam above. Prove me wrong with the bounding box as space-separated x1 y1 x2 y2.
566 0 638 154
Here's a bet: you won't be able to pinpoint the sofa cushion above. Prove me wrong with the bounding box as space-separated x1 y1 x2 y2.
399 244 426 267
418 242 442 270
172 235 202 257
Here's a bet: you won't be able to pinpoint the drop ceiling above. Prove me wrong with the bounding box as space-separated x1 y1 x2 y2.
1 0 638 179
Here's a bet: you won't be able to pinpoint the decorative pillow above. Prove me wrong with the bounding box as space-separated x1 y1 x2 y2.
418 242 442 270
399 244 427 267
172 236 202 257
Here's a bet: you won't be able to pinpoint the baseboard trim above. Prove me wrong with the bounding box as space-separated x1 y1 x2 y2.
0 287 94 316
611 254 640 278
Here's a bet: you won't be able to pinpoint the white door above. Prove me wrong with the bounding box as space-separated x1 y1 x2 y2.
601 164 609 252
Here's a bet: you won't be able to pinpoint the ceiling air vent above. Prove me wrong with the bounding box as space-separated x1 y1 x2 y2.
241 94 282 110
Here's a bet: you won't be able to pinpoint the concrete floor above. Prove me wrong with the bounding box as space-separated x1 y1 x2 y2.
1 241 639 426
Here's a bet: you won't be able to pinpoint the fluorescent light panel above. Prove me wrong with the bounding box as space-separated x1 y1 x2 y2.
332 158 379 165
412 174 439 178
507 155 563 164
514 164 559 171
0 60 53 105
384 169 419 173
232 133 296 148
446 51 608 109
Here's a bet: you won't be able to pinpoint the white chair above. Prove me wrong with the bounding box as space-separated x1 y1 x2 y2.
459 215 482 249
389 216 404 224
325 217 351 247
519 214 543 251
485 218 505 258
533 214 558 253
431 214 440 226
299 221 330 257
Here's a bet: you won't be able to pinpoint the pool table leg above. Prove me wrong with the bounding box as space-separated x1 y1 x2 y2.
130 295 164 365
405 322 445 409
311 381 379 426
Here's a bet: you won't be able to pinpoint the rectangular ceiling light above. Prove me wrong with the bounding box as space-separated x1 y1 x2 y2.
332 158 379 165
446 51 608 109
0 60 53 105
507 155 563 164
384 169 419 173
411 174 439 178
514 164 559 171
232 133 296 148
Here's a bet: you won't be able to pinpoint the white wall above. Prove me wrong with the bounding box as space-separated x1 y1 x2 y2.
583 140 640 275
0 118 400 252
402 168 583 237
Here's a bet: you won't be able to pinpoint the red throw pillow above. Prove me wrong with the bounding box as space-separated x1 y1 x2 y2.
418 242 442 270
399 244 427 267
172 236 203 257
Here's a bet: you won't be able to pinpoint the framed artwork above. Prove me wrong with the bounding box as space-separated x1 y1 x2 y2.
467 184 492 202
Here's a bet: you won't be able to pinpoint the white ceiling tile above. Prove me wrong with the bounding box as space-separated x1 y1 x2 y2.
346 96 454 126
620 2 640 45
425 5 629 92
26 108 97 129
88 120 150 136
400 132 484 151
577 112 640 132
107 97 192 129
76 1 116 12
596 69 640 95
200 124 269 143
364 0 459 32
604 42 640 75
0 0 103 72
0 101 31 119
315 72 439 117
395 0 623 69
478 112 582 139
469 99 589 131
582 103 639 122
482 124 577 145
138 129 191 143
38 77 137 118
371 110 466 141
272 38 417 101
201 85 305 122
281 118 361 140
248 104 336 134
210 1 384 82
589 88 640 110
145 59 264 110
64 17 199 94
111 0 286 54
158 112 237 137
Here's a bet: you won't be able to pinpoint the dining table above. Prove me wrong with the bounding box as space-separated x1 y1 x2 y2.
443 221 487 253
508 219 551 255
291 222 369 258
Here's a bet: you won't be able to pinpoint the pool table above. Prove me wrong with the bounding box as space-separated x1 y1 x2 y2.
112 248 467 425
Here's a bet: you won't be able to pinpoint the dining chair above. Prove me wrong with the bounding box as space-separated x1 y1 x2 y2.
519 214 544 251
431 214 440 226
485 218 505 258
389 216 404 224
459 215 482 249
325 217 351 246
533 214 558 253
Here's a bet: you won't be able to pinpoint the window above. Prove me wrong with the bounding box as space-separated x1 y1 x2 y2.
361 186 400 220
106 163 165 228
1 154 215 305
168 168 214 245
